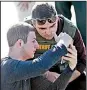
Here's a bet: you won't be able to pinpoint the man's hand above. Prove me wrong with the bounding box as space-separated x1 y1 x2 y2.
62 44 77 70
53 32 73 47
43 71 60 83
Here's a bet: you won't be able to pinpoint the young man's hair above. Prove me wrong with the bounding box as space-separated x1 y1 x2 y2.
32 2 57 19
7 22 35 47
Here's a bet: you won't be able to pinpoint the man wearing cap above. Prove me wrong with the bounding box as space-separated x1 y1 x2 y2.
24 2 86 90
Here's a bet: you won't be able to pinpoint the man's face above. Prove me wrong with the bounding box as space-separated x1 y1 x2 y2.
22 31 39 59
34 17 58 40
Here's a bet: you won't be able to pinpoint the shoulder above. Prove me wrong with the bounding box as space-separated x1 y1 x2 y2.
58 15 77 39
1 57 20 68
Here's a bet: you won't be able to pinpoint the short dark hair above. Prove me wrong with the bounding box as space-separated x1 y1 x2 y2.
7 22 35 47
32 3 57 19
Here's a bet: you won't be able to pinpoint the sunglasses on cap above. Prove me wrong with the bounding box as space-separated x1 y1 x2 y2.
32 16 56 25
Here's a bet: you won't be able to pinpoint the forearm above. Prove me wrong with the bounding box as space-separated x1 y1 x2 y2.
47 66 74 90
56 70 81 83
72 29 86 78
69 70 81 82
57 69 81 83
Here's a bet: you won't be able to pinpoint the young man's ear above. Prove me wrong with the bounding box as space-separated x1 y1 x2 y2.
16 39 24 48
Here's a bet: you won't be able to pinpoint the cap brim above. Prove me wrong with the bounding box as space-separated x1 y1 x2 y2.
24 15 32 24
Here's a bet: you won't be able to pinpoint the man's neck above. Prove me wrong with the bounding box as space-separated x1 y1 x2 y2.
8 50 25 61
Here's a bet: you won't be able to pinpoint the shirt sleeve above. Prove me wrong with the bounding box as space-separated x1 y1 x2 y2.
73 29 86 73
5 43 67 83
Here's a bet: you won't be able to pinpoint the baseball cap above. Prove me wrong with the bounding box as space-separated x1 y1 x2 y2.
24 3 57 24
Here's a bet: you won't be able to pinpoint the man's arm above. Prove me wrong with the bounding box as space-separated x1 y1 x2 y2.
47 66 75 90
32 65 75 90
69 29 86 82
45 69 80 83
6 41 67 83
61 29 86 82
54 30 86 82
44 43 78 83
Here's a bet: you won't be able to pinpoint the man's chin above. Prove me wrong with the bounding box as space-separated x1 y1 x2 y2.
43 36 53 40
27 54 34 59
31 54 34 58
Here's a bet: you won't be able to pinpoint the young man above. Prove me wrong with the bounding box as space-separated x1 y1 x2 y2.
1 22 77 90
25 2 86 90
